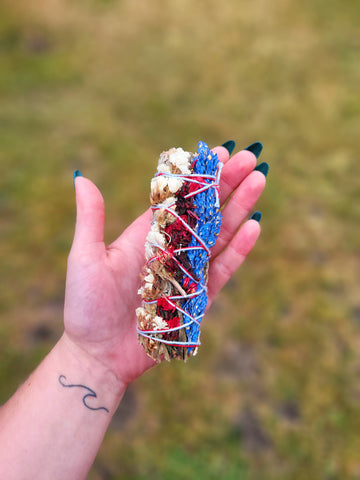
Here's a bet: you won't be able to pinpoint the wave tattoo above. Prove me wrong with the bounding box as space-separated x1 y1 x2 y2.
58 375 109 413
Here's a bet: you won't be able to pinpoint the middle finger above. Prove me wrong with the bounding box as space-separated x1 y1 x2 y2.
211 170 266 258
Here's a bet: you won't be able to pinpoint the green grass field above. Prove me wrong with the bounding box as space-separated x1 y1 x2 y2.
0 1 359 478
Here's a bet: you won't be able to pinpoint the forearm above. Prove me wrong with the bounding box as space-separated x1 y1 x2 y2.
0 334 126 480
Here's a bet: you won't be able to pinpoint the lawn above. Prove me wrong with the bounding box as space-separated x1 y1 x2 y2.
0 0 359 478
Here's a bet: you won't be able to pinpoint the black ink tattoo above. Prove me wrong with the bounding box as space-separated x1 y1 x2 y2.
58 375 109 413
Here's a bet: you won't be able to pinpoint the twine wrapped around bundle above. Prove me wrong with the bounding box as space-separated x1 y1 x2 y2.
136 141 223 362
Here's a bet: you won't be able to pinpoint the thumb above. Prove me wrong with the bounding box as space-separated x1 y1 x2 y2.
72 171 105 248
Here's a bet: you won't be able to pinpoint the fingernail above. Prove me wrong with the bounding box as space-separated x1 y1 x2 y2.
254 162 269 177
73 170 82 186
221 140 236 155
249 211 262 222
244 141 263 159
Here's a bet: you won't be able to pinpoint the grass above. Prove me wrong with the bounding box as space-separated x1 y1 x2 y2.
0 0 359 478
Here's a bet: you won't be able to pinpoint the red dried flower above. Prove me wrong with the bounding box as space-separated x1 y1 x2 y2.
167 316 181 330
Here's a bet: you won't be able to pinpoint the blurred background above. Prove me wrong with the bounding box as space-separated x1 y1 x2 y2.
0 0 359 478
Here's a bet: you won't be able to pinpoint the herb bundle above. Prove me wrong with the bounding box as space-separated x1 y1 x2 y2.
136 141 222 362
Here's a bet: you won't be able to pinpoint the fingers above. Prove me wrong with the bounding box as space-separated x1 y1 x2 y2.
207 141 266 304
219 150 257 205
212 146 231 165
211 170 266 257
213 144 261 207
72 174 105 248
207 218 261 303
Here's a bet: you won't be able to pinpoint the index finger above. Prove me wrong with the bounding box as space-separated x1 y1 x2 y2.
212 145 231 165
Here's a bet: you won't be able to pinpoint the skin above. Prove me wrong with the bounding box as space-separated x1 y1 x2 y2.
0 145 266 480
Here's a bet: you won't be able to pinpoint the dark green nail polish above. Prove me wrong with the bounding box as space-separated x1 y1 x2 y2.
73 170 82 186
249 211 262 222
254 162 269 177
221 140 236 155
244 141 263 158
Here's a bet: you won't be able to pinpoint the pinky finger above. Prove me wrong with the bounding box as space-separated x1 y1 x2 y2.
207 218 261 305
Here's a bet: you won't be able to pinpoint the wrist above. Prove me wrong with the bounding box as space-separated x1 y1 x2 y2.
0 333 127 480
54 333 126 413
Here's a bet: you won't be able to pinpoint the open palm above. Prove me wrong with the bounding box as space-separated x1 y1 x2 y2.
63 145 266 386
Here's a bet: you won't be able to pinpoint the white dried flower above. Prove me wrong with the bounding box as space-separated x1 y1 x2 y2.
146 223 166 247
161 196 176 208
151 174 183 194
151 223 160 233
151 176 168 192
144 272 154 291
136 307 146 317
169 148 191 174
152 316 168 331
144 273 154 283
167 176 183 193
146 230 166 247
159 151 169 164
157 163 171 174
145 243 155 259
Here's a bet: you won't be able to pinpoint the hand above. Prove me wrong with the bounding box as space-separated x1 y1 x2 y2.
63 144 266 387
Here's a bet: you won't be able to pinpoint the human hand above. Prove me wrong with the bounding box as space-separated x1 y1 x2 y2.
63 143 267 387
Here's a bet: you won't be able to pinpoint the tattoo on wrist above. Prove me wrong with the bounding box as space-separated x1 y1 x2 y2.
58 375 109 413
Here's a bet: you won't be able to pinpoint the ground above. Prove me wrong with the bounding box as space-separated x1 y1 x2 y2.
0 1 359 478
